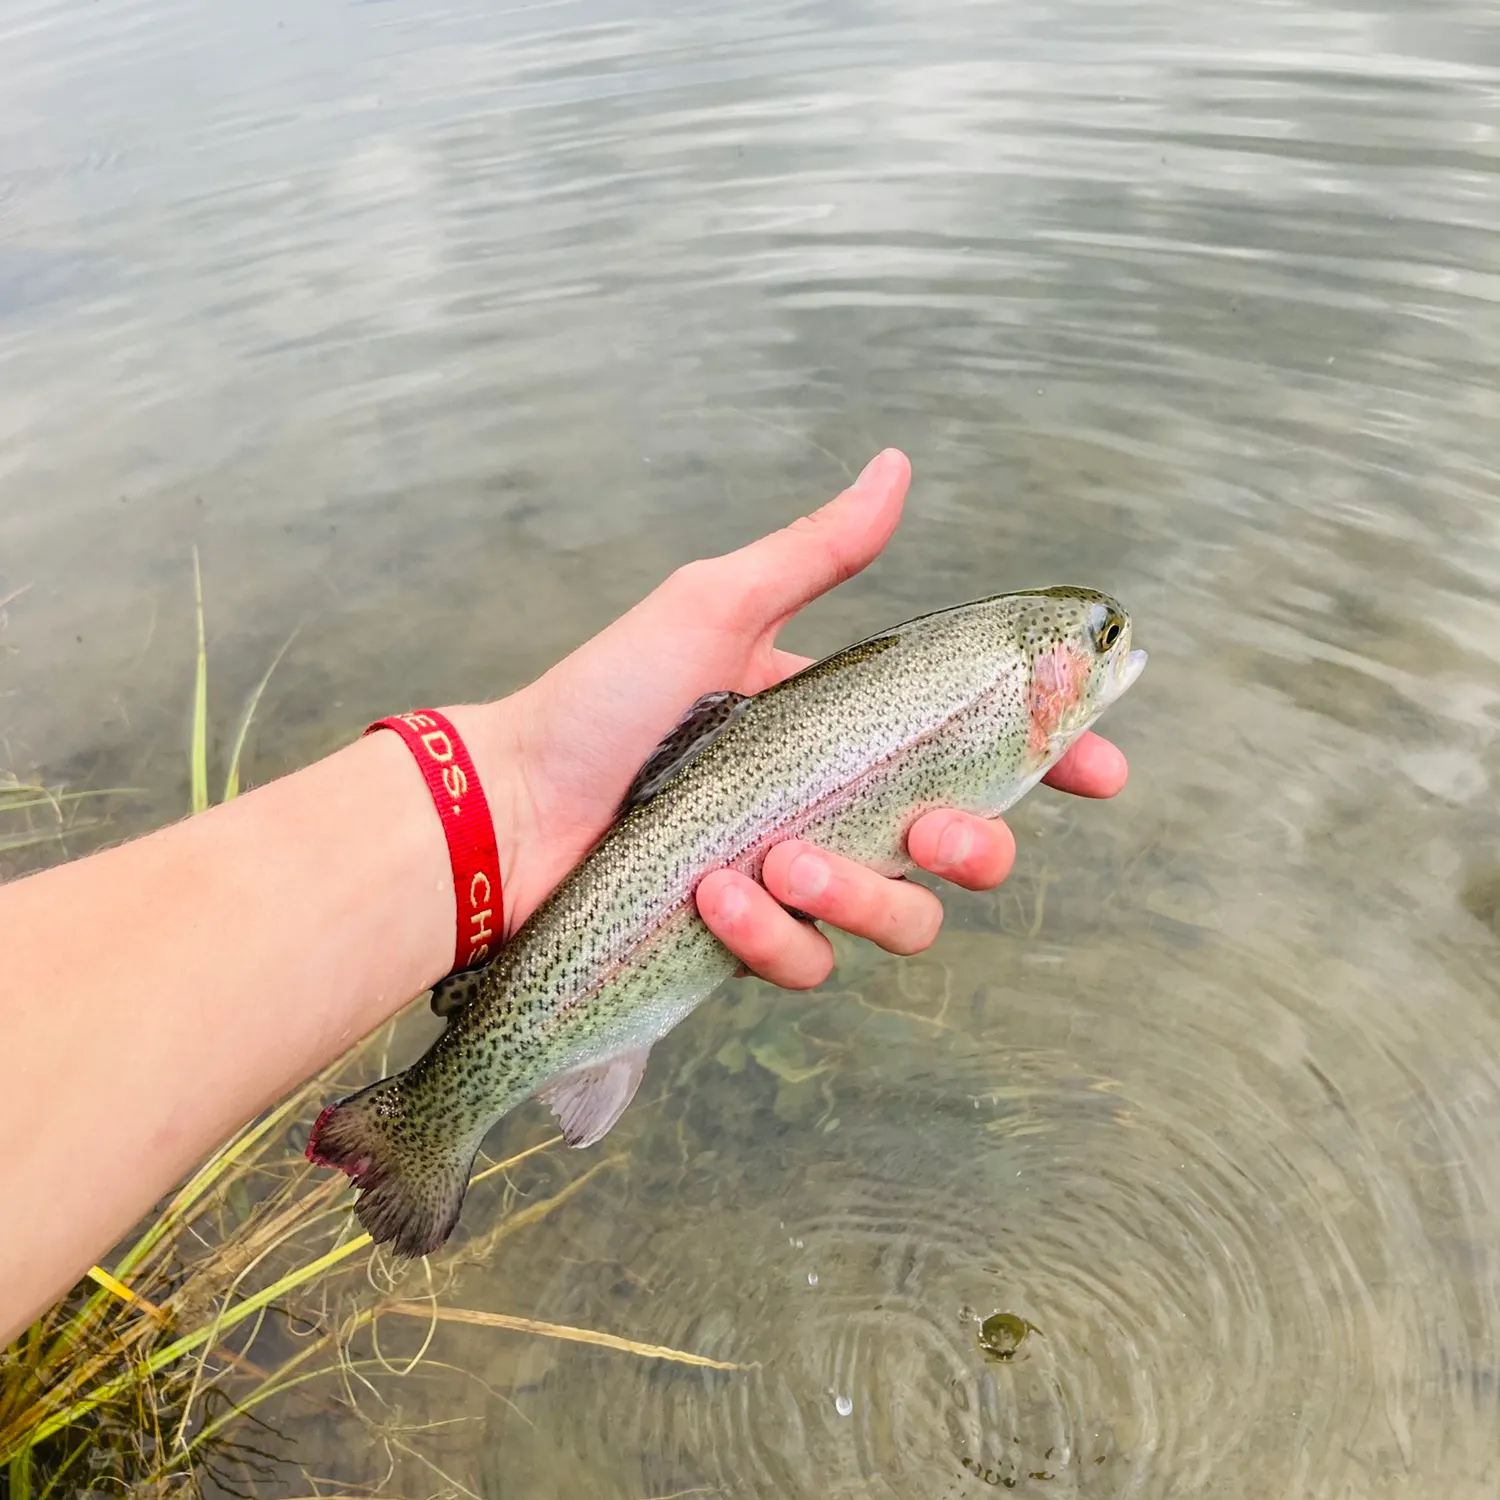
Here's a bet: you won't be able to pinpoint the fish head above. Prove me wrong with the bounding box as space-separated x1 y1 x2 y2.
1007 586 1147 762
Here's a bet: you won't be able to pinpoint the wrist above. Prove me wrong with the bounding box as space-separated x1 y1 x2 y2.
429 696 537 944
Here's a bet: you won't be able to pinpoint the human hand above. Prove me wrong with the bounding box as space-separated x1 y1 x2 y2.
476 449 1127 983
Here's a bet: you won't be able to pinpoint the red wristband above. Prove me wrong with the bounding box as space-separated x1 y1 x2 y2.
364 709 503 974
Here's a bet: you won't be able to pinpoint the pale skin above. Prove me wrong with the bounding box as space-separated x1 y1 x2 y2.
0 449 1127 1343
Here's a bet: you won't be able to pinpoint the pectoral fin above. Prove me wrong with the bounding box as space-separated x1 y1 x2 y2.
537 1046 651 1147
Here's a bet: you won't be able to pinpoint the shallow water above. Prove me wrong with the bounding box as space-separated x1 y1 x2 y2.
5 0 1500 1493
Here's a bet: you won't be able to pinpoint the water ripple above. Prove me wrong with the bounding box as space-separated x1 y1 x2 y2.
473 917 1500 1496
5 0 1500 1495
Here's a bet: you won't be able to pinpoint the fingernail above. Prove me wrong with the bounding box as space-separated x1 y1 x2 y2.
787 851 830 903
716 883 748 925
936 820 974 870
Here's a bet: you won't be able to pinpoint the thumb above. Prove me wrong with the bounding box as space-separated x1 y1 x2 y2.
708 448 912 626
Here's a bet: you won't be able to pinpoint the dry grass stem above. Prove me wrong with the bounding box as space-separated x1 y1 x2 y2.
374 1303 753 1371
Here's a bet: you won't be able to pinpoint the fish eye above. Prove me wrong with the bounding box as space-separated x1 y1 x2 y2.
1090 604 1125 653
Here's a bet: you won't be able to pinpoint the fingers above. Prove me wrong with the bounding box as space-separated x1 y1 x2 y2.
761 841 944 956
695 449 911 630
1043 732 1129 799
696 834 952 991
902 737 1127 892
697 868 836 990
906 810 1017 891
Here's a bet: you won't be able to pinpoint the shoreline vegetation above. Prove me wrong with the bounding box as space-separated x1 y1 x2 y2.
0 557 747 1499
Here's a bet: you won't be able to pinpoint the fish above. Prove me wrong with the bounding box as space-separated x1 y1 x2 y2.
305 586 1147 1256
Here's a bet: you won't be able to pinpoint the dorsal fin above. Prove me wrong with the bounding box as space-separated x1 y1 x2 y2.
618 690 750 814
537 1046 651 1147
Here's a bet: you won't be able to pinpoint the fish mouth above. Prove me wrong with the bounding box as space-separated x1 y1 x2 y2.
1101 648 1148 706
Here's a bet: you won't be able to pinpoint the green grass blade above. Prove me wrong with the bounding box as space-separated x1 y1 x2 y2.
33 1437 89 1500
8 1446 33 1500
190 547 209 817
12 1236 373 1456
222 625 298 804
16 1156 614 1458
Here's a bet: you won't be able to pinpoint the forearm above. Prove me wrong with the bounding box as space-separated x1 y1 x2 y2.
0 701 524 1342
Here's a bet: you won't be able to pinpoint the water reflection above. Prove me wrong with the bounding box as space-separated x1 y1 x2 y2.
4 0 1500 1494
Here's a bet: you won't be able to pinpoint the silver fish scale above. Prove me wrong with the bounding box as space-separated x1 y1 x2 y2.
399 587 1136 1137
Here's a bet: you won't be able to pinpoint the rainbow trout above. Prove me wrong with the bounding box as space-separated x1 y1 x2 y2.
307 587 1146 1255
